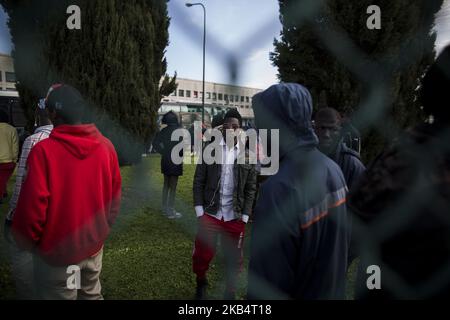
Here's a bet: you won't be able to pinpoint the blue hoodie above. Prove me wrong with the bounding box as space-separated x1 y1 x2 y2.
248 83 349 299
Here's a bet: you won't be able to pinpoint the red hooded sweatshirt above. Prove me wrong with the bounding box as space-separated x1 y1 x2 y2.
12 124 121 266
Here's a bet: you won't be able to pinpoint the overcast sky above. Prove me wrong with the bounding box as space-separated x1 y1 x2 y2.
1 1 450 89
435 0 450 53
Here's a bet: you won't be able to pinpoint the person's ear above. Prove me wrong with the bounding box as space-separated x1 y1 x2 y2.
48 109 57 121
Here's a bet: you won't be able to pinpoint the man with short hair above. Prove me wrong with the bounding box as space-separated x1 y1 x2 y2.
12 84 121 300
4 98 53 299
0 110 18 203
314 108 365 190
313 108 365 265
192 108 257 300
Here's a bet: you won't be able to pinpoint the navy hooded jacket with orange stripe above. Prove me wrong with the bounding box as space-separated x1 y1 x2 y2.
248 83 349 299
12 124 121 266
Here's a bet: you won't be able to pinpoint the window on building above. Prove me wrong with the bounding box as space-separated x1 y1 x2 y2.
230 95 234 102
240 96 244 102
186 90 191 98
0 71 2 82
218 93 223 100
224 94 229 102
235 95 239 102
194 91 198 98
212 93 217 100
246 96 250 103
178 89 184 97
207 92 211 99
5 72 16 83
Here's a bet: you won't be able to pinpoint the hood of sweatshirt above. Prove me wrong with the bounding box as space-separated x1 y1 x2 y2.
50 124 102 159
252 83 319 154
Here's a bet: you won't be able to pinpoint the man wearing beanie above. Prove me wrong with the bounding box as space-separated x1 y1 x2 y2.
12 84 121 300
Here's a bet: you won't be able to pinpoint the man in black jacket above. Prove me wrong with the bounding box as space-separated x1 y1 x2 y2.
314 108 365 190
348 45 450 299
192 109 257 300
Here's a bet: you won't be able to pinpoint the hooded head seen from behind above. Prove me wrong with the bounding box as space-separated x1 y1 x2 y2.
252 83 318 157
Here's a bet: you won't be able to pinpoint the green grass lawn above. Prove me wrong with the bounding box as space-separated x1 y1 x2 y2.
0 154 357 299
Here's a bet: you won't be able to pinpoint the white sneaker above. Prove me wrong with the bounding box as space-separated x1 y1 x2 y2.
168 211 182 219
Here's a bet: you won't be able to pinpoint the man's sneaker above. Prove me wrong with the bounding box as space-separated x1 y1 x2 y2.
195 279 208 300
167 211 182 219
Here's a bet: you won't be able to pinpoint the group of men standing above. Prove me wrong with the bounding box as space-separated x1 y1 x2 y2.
2 45 450 300
192 45 450 300
191 84 366 300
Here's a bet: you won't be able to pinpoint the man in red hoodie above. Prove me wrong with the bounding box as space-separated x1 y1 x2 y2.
12 84 121 300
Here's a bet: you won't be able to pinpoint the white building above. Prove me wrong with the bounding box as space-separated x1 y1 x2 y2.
0 53 17 91
2 52 261 127
160 77 261 120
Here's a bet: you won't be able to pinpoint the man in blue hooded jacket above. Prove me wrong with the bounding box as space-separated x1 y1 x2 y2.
247 83 349 299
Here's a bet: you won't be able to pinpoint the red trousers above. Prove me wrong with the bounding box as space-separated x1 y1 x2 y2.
0 162 15 197
192 214 245 292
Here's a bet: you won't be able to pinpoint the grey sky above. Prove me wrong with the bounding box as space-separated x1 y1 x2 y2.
435 0 450 53
0 5 11 54
1 2 450 87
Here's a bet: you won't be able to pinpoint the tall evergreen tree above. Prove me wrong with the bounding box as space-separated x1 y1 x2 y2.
0 0 173 164
271 0 443 161
160 72 178 99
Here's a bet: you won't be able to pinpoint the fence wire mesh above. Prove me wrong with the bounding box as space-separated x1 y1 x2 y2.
1 0 450 300
160 0 450 300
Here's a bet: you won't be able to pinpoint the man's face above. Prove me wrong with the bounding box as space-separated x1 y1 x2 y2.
222 117 240 144
314 117 341 154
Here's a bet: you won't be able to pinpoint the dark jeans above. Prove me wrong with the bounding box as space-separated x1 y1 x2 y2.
162 175 178 214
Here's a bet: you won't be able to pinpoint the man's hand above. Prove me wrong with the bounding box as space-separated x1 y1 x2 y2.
195 206 204 218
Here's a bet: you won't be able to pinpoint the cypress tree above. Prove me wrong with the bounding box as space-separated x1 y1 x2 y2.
0 0 173 164
271 0 443 161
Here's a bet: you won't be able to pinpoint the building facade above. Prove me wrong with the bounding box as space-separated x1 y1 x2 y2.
160 77 261 120
0 53 16 91
2 52 261 129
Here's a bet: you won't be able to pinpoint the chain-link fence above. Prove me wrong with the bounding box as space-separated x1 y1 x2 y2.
162 0 450 300
1 0 450 300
